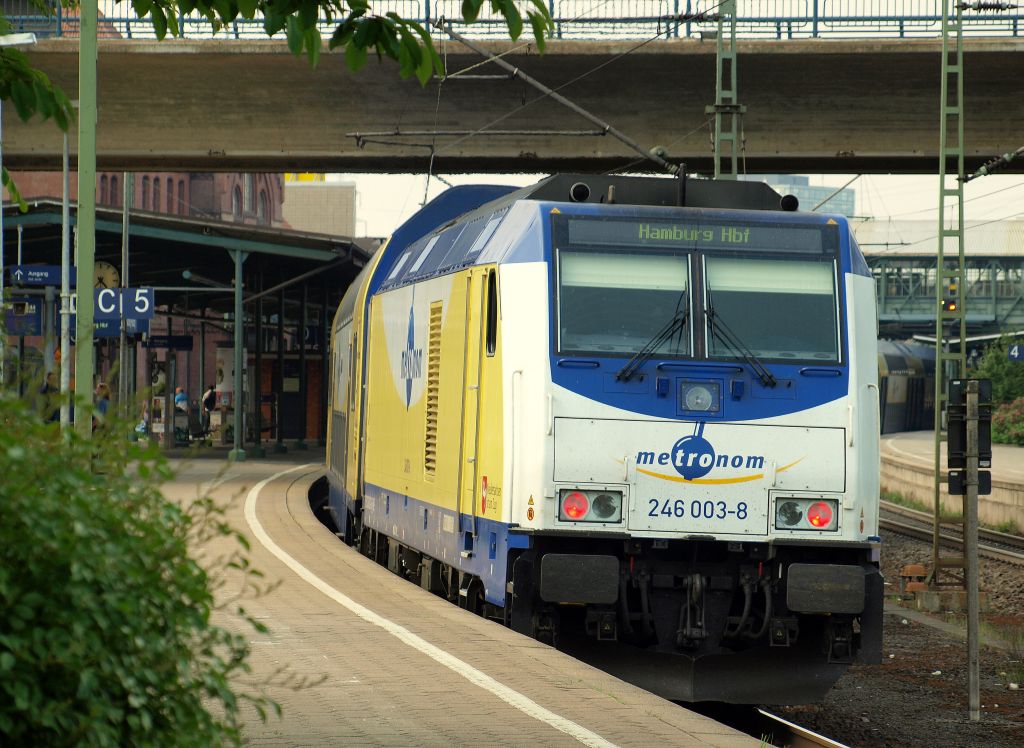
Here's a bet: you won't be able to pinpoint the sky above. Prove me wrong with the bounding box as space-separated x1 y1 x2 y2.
330 172 1024 238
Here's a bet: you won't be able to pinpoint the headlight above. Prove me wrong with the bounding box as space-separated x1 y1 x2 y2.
679 381 721 413
559 489 623 523
774 497 839 531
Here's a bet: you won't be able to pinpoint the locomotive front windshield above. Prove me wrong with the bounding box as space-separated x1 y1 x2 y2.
555 214 841 363
705 256 839 362
557 249 690 356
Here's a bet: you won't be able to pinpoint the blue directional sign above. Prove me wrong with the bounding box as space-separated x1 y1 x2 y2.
9 265 76 286
95 318 150 338
1010 343 1024 362
70 288 155 320
67 316 149 341
145 334 193 351
4 297 42 335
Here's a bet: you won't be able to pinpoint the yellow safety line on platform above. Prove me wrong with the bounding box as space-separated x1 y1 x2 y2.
244 464 620 748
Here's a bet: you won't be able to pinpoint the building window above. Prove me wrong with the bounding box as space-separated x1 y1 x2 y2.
166 178 173 213
99 175 108 204
244 174 255 213
178 180 186 215
257 191 268 225
142 176 150 211
110 175 119 207
232 187 242 221
153 177 161 214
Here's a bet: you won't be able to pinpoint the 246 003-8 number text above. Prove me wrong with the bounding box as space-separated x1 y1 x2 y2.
647 498 748 521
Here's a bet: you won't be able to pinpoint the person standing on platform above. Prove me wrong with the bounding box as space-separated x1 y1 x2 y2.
174 386 189 413
39 371 60 423
201 384 216 430
93 383 111 433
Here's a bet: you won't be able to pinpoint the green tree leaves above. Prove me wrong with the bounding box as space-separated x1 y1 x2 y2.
0 396 276 745
0 1 552 206
114 0 553 77
0 44 75 208
974 335 1024 405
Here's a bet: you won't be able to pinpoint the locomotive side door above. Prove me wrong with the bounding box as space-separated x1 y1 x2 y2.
458 269 486 537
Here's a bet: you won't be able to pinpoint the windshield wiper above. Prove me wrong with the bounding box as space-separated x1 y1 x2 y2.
616 302 689 382
704 292 777 388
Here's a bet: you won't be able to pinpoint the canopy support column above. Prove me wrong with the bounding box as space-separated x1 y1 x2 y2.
228 249 247 462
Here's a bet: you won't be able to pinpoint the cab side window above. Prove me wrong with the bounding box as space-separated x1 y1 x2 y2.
485 270 498 357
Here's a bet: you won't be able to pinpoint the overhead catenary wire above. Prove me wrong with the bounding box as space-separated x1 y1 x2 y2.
439 0 635 80
421 2 730 165
604 116 716 175
389 1 728 213
875 179 1024 219
424 34 446 207
897 208 1024 249
812 174 862 211
435 21 680 175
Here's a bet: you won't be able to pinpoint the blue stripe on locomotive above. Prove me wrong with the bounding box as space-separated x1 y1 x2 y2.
362 482 529 607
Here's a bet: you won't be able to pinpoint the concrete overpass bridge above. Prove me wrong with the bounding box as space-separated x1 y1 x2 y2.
3 34 1022 174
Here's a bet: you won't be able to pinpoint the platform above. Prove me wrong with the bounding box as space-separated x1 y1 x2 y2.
881 430 1024 484
163 458 756 747
880 430 1024 531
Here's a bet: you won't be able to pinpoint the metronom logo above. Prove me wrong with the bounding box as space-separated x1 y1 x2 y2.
635 430 764 481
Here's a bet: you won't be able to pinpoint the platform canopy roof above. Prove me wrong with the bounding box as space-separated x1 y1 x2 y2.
3 199 376 319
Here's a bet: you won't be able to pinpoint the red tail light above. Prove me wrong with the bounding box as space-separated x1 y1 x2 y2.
562 491 589 520
807 501 834 528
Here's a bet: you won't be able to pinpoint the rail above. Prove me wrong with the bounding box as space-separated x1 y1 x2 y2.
756 709 849 747
4 0 1022 41
880 499 1024 566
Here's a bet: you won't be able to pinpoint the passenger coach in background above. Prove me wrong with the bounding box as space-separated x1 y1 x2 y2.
322 174 883 704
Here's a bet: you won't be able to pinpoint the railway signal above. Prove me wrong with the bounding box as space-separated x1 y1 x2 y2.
942 281 959 313
946 377 992 493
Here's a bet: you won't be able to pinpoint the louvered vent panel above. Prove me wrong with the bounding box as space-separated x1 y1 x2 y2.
424 302 443 476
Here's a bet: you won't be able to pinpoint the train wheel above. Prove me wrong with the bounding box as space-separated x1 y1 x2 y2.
463 578 485 616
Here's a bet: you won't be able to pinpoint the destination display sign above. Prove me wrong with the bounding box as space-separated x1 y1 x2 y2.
565 218 830 254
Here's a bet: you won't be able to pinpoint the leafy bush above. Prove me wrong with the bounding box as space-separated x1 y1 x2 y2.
992 396 1024 446
973 336 1024 405
0 393 272 746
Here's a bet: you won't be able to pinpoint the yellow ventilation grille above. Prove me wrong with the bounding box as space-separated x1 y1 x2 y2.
424 301 443 476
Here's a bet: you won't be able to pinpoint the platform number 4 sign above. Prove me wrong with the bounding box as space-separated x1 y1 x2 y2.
1010 343 1023 362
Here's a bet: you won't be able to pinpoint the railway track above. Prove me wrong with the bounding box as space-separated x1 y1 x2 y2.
879 500 1024 566
756 709 849 747
691 704 848 747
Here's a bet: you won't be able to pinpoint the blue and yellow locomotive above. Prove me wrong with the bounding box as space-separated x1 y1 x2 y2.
326 174 883 704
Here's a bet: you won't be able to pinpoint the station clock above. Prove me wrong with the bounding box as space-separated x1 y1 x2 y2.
94 261 121 289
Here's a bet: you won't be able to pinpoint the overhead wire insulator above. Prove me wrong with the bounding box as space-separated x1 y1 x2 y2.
962 145 1024 182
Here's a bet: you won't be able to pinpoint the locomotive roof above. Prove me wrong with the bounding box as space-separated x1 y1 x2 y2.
374 174 801 293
